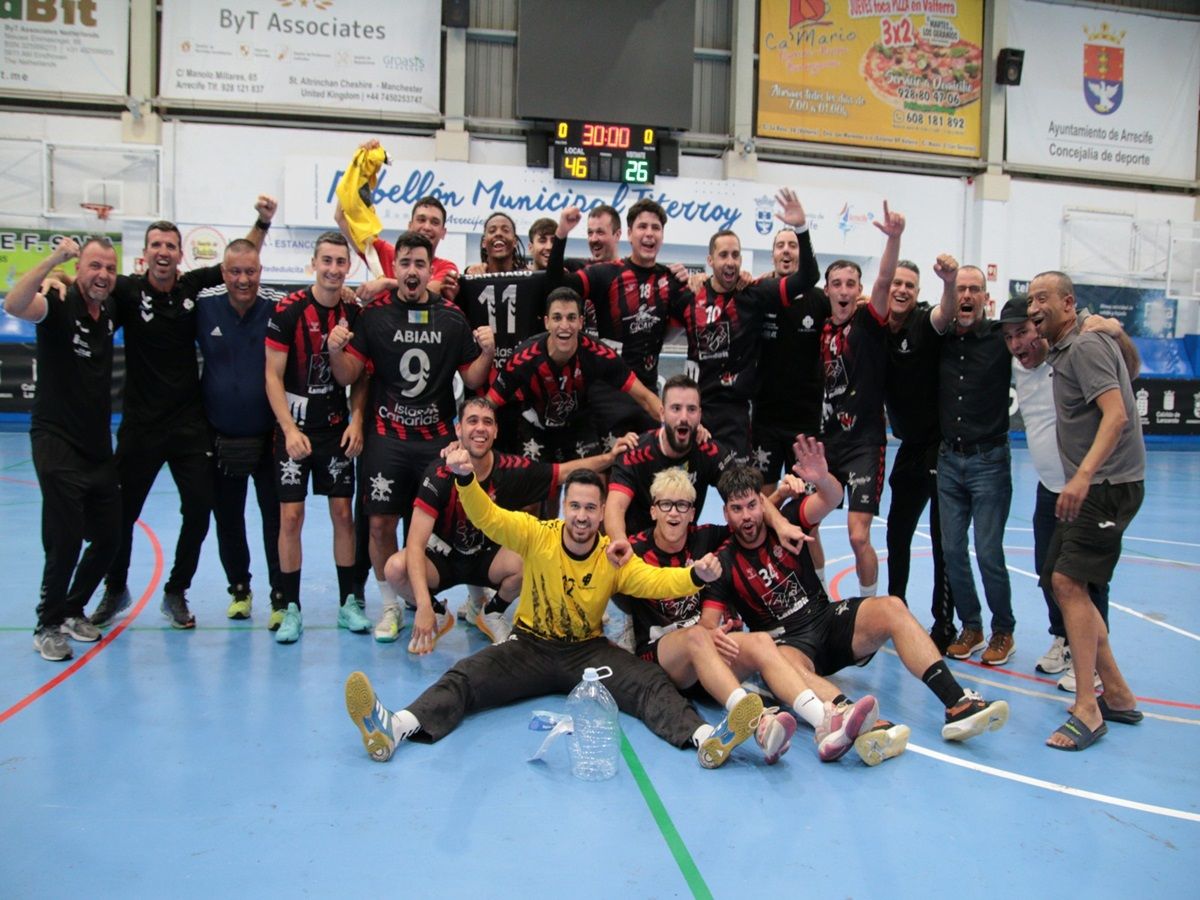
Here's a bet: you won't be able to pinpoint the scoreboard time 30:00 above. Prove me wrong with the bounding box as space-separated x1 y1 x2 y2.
552 120 658 185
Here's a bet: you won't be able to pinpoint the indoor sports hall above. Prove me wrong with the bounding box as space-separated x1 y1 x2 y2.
2 0 1199 897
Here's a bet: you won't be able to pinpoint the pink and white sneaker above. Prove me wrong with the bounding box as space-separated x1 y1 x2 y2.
815 695 880 762
755 707 797 765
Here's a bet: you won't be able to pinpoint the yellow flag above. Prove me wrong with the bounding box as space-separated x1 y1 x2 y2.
334 145 390 253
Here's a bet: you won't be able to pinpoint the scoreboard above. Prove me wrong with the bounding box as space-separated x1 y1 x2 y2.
552 120 658 185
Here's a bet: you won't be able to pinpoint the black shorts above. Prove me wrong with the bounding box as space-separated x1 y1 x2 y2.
426 542 502 590
1044 480 1144 588
750 419 806 484
360 432 451 516
636 641 662 665
518 417 600 464
274 427 354 502
491 403 526 456
774 596 875 676
591 382 658 448
825 442 886 515
702 400 751 462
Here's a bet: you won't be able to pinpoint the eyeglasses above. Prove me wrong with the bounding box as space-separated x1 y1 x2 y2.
653 499 694 513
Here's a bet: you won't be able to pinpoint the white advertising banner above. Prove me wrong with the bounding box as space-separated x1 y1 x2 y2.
0 0 128 99
160 0 440 115
1005 0 1200 181
282 155 891 257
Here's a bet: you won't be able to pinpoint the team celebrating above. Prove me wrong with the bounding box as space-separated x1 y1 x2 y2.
6 138 1146 764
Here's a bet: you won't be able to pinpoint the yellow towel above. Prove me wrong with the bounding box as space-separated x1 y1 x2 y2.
334 145 390 253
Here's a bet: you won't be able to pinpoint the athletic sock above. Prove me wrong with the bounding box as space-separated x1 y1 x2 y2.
792 689 824 729
724 687 748 712
336 565 356 605
430 597 447 615
921 661 966 708
860 581 877 597
691 723 715 747
391 709 420 740
377 579 398 610
280 569 301 610
484 594 512 614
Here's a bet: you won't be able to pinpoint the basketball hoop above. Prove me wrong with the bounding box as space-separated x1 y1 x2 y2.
81 202 114 221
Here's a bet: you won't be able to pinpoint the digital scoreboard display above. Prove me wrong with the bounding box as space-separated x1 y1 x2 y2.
552 120 657 185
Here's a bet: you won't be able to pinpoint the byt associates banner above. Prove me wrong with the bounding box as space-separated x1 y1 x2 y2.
0 0 129 99
160 0 440 116
757 0 984 157
1006 0 1200 181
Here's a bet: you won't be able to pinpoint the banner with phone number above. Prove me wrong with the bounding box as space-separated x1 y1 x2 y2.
757 0 983 158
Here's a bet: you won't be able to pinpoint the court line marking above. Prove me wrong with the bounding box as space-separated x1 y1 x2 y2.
904 742 1200 823
828 566 1200 712
0 520 163 726
620 732 712 900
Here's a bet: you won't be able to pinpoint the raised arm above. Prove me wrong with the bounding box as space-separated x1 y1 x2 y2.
788 435 843 527
547 207 587 292
929 253 958 333
245 195 278 250
775 188 820 296
3 237 80 322
867 201 904 321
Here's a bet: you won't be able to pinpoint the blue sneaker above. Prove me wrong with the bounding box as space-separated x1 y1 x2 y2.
345 671 402 762
698 692 764 769
337 595 371 633
274 603 302 644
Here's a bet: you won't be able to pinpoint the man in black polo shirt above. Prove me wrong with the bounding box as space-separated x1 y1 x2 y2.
883 255 958 652
5 237 120 661
92 197 277 630
938 266 1016 665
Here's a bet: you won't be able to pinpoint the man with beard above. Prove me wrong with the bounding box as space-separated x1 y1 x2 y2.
1028 271 1145 750
675 189 818 461
344 463 754 769
487 287 661 465
814 202 906 601
701 456 1010 760
196 239 286 621
546 200 691 448
938 266 1017 666
882 255 958 651
92 197 276 630
5 237 120 661
1000 296 1137 692
329 232 494 645
618 466 887 765
266 231 367 642
387 395 635 651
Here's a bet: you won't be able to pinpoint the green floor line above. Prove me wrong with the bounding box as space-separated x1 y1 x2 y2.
2 458 33 470
620 732 713 900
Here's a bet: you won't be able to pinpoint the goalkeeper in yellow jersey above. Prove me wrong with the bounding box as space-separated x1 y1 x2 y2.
345 448 769 768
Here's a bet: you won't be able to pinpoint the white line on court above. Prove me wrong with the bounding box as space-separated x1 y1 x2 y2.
905 742 1200 823
998 525 1200 549
1109 602 1200 642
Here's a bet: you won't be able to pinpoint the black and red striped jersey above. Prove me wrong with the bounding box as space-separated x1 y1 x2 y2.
702 499 829 631
413 453 558 555
618 524 730 649
345 293 481 441
819 304 890 448
453 269 548 375
487 333 635 431
676 270 811 405
548 236 686 390
265 287 359 430
609 430 737 536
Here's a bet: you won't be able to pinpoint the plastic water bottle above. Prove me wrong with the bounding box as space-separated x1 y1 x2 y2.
564 666 620 781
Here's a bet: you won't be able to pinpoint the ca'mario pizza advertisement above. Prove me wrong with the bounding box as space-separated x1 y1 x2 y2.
757 0 984 157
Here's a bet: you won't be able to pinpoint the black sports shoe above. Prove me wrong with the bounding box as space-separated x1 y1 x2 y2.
90 587 132 628
161 591 196 629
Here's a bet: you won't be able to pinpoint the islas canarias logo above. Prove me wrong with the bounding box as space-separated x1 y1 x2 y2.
1083 21 1126 116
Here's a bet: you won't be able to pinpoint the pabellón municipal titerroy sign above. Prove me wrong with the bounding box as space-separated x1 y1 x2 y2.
159 0 439 116
1005 0 1200 181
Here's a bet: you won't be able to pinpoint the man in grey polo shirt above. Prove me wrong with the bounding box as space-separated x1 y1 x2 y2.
1028 271 1145 751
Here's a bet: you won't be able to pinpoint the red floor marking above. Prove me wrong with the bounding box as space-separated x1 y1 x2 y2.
0 519 163 725
0 474 38 487
827 561 1200 713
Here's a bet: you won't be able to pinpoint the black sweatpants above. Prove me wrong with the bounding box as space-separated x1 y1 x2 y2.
406 628 704 748
886 439 955 630
212 435 280 594
106 418 213 595
31 431 121 628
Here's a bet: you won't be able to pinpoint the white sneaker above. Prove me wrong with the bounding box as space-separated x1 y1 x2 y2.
1036 636 1070 674
374 605 403 643
476 609 512 644
1057 664 1103 694
459 586 491 621
60 616 102 642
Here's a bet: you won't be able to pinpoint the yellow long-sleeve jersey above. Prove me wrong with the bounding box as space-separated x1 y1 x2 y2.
457 475 702 641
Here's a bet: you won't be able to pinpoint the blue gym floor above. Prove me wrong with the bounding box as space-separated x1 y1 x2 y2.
1 431 1196 898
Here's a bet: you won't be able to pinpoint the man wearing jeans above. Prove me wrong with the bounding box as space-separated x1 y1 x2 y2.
938 266 1015 665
